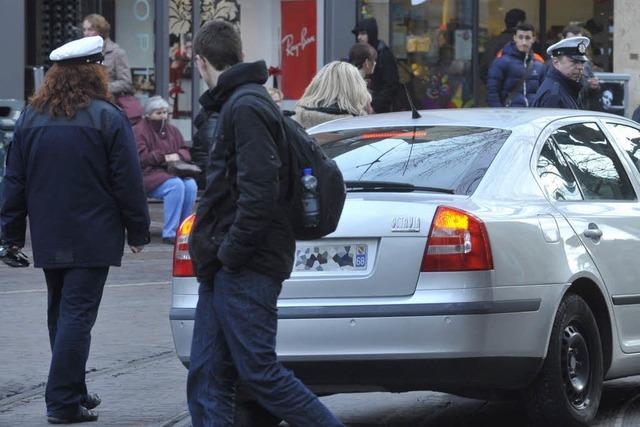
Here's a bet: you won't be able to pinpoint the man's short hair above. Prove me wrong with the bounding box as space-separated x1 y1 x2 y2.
515 23 536 34
193 20 242 71
562 25 584 38
505 8 526 30
348 43 377 69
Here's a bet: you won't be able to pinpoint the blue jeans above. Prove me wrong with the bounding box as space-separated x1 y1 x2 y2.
43 267 109 417
187 268 343 427
148 177 197 239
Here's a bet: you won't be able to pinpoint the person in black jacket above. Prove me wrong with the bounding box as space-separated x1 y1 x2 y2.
190 108 218 189
532 36 589 109
352 17 400 113
0 36 149 424
186 20 343 427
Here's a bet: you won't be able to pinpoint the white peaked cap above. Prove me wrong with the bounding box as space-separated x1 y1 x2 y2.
49 36 104 63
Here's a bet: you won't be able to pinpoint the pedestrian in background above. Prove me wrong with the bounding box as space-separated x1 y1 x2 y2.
562 25 603 111
0 36 150 424
134 96 197 245
486 23 544 107
352 17 400 113
293 60 371 129
480 8 526 83
82 13 143 124
348 42 377 82
187 20 344 427
532 36 590 109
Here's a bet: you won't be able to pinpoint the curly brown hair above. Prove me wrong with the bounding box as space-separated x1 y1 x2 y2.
29 63 113 118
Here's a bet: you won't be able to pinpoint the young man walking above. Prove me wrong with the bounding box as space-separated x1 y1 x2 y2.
186 20 344 427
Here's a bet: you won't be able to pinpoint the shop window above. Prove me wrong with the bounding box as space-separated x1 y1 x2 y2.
168 0 241 119
546 0 613 72
359 0 474 110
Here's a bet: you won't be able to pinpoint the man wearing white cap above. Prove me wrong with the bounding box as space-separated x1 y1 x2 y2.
0 36 150 424
532 36 590 109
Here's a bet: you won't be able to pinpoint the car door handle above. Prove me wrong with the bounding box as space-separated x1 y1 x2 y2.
583 223 603 241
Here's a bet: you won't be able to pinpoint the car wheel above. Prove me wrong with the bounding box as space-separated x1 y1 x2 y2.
234 399 282 427
525 293 603 426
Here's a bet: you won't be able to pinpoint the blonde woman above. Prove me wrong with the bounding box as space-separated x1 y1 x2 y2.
294 61 372 129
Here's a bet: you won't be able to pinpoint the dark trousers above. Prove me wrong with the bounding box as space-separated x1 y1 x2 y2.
44 267 108 417
187 268 343 427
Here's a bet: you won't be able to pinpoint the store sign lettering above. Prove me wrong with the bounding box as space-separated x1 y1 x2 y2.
281 27 316 57
134 0 151 21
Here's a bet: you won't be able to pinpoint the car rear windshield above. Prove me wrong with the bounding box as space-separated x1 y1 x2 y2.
314 126 511 195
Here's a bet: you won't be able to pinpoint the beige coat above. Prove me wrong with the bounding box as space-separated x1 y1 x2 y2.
292 106 353 129
103 39 133 96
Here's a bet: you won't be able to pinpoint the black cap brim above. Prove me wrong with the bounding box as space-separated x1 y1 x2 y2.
569 54 589 62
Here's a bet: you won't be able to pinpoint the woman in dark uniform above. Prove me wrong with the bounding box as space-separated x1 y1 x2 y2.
0 36 150 424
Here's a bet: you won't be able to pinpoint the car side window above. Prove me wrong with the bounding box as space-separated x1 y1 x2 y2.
550 123 636 201
537 139 583 201
605 123 640 175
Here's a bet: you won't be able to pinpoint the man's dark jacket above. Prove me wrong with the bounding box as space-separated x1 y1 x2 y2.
1 100 150 268
354 18 400 113
189 60 294 283
190 108 219 189
532 67 582 109
486 42 544 107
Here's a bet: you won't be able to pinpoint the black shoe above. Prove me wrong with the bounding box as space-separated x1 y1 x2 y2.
162 237 175 245
82 393 101 410
47 406 98 424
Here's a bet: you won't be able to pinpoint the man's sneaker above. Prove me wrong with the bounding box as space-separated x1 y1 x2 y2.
47 406 98 424
162 237 175 245
82 393 101 410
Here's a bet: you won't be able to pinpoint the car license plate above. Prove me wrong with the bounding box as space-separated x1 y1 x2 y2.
294 243 368 272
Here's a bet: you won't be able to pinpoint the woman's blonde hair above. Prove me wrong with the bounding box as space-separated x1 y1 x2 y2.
83 14 110 39
296 61 371 116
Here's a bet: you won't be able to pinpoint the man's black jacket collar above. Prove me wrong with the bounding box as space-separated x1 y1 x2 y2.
199 61 269 112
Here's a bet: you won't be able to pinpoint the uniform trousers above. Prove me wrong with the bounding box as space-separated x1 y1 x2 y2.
43 267 109 417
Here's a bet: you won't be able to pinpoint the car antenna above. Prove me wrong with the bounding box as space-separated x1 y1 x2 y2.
403 83 421 119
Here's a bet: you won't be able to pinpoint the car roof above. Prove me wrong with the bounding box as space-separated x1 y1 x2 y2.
307 108 634 134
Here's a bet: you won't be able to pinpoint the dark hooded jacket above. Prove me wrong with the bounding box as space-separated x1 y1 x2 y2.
486 42 544 107
189 61 294 283
353 18 400 113
532 66 582 109
190 108 219 189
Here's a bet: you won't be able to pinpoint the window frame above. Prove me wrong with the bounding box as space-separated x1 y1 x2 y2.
533 118 638 203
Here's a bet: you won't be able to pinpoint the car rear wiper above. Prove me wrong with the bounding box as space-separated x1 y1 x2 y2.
345 180 455 194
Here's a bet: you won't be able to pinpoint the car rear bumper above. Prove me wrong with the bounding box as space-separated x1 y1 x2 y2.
171 283 564 392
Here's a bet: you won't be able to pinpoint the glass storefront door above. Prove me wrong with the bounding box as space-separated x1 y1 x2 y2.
360 0 475 109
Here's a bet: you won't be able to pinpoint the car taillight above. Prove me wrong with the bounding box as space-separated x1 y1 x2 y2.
421 206 493 272
173 214 195 277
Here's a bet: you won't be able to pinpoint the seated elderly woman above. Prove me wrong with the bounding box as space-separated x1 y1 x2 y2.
134 96 197 244
293 60 372 129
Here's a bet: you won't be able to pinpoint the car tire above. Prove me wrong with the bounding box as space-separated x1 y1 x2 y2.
525 293 603 426
234 399 282 427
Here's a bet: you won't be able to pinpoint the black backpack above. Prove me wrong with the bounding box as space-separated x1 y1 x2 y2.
222 86 346 240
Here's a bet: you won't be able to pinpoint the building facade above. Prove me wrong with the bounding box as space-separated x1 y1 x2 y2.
1 0 638 139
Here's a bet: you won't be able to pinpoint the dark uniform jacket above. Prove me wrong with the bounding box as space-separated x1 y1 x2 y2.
532 67 582 109
0 100 150 268
486 42 544 107
189 61 294 283
357 18 400 113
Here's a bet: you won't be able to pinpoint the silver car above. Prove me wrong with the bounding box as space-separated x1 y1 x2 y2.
171 108 640 426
